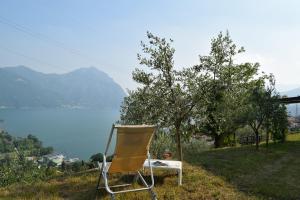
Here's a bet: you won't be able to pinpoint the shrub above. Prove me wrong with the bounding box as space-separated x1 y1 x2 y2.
0 152 51 187
150 130 176 159
90 153 114 163
183 138 211 156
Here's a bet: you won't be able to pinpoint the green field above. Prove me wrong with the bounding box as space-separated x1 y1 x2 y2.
1 134 300 200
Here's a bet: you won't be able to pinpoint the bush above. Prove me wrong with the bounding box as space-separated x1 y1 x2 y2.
150 130 176 159
183 138 211 156
39 147 54 156
90 153 114 163
273 128 287 143
90 153 103 162
0 152 52 187
71 161 82 172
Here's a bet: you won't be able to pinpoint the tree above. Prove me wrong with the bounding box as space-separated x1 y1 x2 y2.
262 76 277 147
195 31 262 147
120 32 207 161
90 152 114 162
39 146 54 156
245 76 280 149
61 160 66 171
90 153 104 162
246 86 269 149
270 102 288 143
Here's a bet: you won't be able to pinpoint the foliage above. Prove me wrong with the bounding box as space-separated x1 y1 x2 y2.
70 161 83 172
245 84 272 149
0 131 53 156
0 131 56 187
0 151 54 187
90 153 113 162
0 131 14 153
150 130 176 159
182 138 211 155
120 30 286 153
195 31 263 148
120 32 207 160
1 134 300 199
271 104 288 142
244 77 288 148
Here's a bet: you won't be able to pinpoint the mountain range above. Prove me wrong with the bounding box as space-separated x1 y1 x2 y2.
281 88 300 97
1 65 299 115
0 66 126 109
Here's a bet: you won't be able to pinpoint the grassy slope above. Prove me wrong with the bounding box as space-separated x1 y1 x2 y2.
1 134 300 200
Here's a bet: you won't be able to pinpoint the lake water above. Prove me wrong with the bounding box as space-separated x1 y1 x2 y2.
0 108 119 160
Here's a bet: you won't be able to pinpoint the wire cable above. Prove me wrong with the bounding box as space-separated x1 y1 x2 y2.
0 44 63 70
0 15 116 69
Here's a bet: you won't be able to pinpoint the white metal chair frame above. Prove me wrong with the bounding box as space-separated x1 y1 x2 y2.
96 124 157 200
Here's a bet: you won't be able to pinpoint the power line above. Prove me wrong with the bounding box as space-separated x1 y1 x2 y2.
0 16 83 56
0 44 63 70
0 15 115 69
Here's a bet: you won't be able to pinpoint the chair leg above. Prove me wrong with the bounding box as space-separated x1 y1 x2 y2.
137 171 157 200
110 194 116 200
96 171 103 190
96 162 104 190
149 188 157 200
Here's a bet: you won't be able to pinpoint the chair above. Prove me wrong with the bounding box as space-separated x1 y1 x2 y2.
96 124 157 200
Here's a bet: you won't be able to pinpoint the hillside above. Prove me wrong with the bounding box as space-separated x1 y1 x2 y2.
0 66 125 109
1 134 300 200
0 131 53 156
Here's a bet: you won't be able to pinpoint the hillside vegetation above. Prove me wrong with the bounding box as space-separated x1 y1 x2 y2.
1 134 299 200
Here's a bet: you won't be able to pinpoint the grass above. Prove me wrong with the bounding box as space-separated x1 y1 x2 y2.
1 134 300 200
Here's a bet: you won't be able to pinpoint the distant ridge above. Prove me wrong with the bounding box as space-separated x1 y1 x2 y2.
0 66 125 109
281 87 300 97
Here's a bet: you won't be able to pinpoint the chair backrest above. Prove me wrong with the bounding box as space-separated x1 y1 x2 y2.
108 125 156 173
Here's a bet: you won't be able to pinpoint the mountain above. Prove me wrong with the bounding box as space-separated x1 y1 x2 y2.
281 87 300 97
0 66 126 109
281 87 300 117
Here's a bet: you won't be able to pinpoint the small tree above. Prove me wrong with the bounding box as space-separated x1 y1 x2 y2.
246 86 268 149
195 31 261 147
121 32 206 161
90 153 103 162
61 160 66 171
245 76 279 149
270 103 288 143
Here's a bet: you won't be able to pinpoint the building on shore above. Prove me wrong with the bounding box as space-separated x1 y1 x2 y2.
40 154 65 166
39 153 80 167
288 116 300 131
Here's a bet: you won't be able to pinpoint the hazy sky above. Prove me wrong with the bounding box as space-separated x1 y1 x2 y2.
1 0 300 91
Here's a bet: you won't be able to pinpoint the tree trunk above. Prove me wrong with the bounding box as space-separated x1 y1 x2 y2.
233 132 236 146
175 126 183 161
266 125 269 148
214 134 224 148
255 130 259 150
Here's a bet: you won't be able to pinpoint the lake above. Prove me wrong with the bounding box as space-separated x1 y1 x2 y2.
0 108 119 160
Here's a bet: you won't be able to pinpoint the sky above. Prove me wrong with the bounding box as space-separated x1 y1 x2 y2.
1 0 300 91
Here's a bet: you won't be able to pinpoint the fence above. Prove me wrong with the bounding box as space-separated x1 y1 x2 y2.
239 135 262 145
